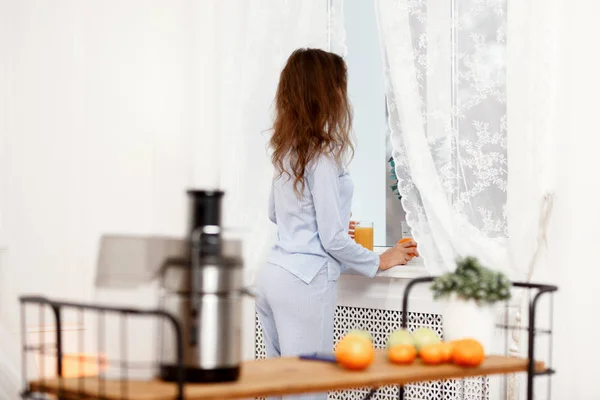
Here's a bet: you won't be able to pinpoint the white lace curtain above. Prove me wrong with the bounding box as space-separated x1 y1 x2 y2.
375 0 510 275
375 2 560 396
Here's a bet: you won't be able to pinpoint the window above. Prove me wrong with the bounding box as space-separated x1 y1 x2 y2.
343 0 507 247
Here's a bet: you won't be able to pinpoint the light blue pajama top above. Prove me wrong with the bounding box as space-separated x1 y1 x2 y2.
267 154 380 284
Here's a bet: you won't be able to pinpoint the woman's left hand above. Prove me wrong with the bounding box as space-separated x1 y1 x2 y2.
348 220 356 239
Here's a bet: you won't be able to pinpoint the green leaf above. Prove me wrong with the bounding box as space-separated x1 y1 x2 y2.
432 256 512 304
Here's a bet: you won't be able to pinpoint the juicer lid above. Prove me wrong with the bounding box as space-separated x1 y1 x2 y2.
186 189 224 197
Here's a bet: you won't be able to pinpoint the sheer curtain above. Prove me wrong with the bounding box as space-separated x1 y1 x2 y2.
194 0 346 359
208 0 346 278
375 0 510 275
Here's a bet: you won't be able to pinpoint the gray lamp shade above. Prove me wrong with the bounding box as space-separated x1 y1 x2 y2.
95 234 243 288
95 235 187 288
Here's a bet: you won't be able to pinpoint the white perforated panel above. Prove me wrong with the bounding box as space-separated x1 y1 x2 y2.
255 306 489 400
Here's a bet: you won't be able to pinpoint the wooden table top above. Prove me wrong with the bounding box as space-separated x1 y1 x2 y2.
29 352 544 400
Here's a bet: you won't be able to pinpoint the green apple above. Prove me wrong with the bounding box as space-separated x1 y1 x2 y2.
347 329 373 342
387 329 415 348
412 327 441 351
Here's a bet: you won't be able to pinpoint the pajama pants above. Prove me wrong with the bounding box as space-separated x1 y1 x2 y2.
255 262 338 400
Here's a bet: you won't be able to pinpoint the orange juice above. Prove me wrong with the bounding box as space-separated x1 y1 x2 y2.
354 224 374 250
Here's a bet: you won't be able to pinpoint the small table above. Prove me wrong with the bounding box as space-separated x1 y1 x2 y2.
29 351 545 400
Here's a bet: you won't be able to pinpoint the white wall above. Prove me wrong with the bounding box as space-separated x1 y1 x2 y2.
0 1 8 251
544 1 600 398
0 0 199 304
0 1 216 393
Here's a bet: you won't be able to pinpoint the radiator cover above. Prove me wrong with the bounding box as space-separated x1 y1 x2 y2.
255 305 489 400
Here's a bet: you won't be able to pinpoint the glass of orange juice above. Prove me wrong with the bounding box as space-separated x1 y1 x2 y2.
354 221 374 251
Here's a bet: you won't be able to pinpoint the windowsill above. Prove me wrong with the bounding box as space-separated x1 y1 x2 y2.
341 246 431 280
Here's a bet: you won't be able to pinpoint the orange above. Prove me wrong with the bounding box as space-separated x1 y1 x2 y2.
419 343 445 365
335 335 375 370
452 339 485 367
449 339 470 349
397 238 417 257
388 344 417 365
439 342 454 363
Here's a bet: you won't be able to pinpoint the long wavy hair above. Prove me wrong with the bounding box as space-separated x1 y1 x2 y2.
270 48 354 197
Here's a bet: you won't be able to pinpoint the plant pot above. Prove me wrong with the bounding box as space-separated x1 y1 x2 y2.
442 296 496 353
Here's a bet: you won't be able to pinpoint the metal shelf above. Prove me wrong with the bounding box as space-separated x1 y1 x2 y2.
19 278 557 400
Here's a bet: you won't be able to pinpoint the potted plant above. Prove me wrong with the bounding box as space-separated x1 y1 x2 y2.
388 157 401 200
431 257 511 351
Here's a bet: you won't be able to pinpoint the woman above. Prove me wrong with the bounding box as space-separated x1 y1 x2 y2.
256 49 417 398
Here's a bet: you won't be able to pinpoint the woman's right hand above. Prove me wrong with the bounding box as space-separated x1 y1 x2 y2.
378 240 419 271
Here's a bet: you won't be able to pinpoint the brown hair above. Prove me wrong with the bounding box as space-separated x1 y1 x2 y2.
270 48 354 196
